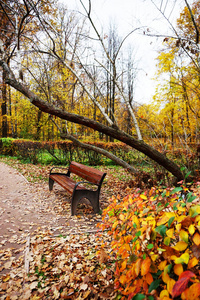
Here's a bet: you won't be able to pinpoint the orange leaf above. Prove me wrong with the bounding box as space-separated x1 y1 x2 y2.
174 264 183 276
172 271 196 298
193 232 200 245
159 260 167 271
145 272 153 285
141 257 151 276
188 283 200 300
162 272 170 284
135 258 141 276
119 274 127 285
188 257 199 269
120 260 127 272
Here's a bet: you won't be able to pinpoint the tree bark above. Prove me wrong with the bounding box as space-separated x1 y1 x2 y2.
0 58 184 181
1 69 7 137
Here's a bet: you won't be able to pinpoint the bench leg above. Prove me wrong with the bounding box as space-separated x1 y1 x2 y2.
71 190 100 216
49 177 54 191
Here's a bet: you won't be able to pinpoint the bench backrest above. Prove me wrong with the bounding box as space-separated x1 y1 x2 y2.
69 161 106 185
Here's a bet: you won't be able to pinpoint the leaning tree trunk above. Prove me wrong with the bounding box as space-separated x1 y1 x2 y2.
0 58 184 180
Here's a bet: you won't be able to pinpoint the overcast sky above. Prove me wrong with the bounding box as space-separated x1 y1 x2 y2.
63 0 194 104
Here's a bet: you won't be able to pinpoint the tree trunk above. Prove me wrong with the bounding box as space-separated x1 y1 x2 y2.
1 69 7 137
0 59 184 180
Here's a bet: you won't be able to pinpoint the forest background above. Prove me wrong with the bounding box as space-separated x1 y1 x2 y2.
0 0 200 183
1 1 200 299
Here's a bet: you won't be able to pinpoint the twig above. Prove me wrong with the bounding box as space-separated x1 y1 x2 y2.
24 235 30 273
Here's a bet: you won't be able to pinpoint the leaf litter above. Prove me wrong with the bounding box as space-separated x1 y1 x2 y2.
1 157 200 298
0 230 116 300
0 158 130 299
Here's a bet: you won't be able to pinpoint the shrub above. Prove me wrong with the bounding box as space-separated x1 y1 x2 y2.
0 138 15 155
99 184 200 299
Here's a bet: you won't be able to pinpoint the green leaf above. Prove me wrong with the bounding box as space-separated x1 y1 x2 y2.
148 279 161 293
170 187 183 195
164 237 170 246
147 244 154 249
132 294 145 300
155 225 167 237
133 223 137 229
162 191 166 197
135 231 141 237
173 203 178 211
187 195 197 203
168 216 175 227
148 296 154 300
185 171 191 179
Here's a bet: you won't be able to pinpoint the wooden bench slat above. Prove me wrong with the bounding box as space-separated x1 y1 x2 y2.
69 162 104 184
49 174 86 194
49 161 106 215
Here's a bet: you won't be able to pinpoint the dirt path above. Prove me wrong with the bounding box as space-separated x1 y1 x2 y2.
0 162 102 276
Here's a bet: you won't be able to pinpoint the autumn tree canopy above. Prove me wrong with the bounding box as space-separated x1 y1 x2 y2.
1 0 199 181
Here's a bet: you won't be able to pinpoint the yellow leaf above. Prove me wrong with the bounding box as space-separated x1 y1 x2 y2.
189 205 200 217
140 194 147 200
2 274 10 282
180 230 189 243
171 255 178 260
162 272 170 284
160 289 169 298
164 237 171 246
157 212 175 226
174 264 183 276
174 253 189 264
177 205 186 212
188 257 199 269
31 296 41 300
172 241 188 251
166 228 174 238
167 278 176 295
176 224 182 232
189 224 195 235
131 215 140 228
151 254 158 261
112 221 118 230
193 232 200 245
196 215 200 222
119 214 125 221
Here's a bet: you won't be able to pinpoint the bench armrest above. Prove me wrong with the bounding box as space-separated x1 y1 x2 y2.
74 181 99 190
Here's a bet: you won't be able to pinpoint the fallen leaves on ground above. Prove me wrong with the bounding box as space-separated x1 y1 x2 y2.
0 231 116 300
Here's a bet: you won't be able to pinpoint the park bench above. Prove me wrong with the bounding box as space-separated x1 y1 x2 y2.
49 161 106 215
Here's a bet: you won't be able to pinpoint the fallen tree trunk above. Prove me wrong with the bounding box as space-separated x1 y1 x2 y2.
0 58 184 181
